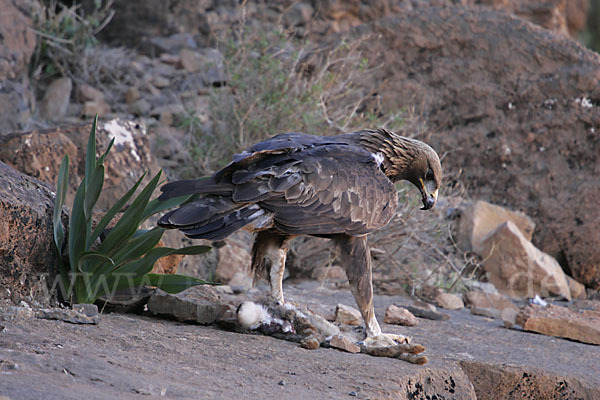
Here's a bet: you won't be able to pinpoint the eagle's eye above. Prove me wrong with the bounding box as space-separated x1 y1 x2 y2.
425 169 434 181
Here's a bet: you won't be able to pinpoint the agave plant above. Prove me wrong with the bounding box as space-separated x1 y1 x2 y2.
53 116 211 304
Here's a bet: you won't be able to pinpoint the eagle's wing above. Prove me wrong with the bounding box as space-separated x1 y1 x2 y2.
229 143 399 236
213 132 354 182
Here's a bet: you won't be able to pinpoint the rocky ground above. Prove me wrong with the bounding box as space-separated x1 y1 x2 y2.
1 283 599 400
2 1 600 398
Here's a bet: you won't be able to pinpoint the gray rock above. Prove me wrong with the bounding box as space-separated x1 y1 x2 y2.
39 77 72 121
36 308 100 324
334 304 362 326
405 305 449 321
72 303 99 317
0 0 36 132
282 3 314 27
147 286 222 324
434 293 464 310
383 304 419 326
0 306 34 321
0 162 60 306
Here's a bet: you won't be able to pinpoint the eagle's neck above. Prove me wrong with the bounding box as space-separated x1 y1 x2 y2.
358 129 421 182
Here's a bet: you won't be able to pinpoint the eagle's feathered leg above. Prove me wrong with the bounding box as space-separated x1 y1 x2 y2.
251 230 293 304
336 235 409 346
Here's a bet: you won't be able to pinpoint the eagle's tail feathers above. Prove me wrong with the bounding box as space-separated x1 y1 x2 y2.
159 201 266 241
158 178 233 200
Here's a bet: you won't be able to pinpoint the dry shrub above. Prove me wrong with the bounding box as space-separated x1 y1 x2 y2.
182 27 419 175
28 0 116 86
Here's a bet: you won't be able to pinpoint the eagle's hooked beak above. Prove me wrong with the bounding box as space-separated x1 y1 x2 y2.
418 179 438 210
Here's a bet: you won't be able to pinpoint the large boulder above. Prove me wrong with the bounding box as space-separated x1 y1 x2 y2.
480 221 571 300
0 119 161 211
0 0 36 133
339 6 600 288
0 162 61 306
457 200 535 254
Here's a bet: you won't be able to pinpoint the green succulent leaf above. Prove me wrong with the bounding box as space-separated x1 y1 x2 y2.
78 251 115 273
114 245 211 276
53 155 69 256
143 274 214 294
84 164 104 221
89 172 146 245
97 137 115 165
110 227 164 266
96 171 161 256
84 115 98 189
68 180 88 273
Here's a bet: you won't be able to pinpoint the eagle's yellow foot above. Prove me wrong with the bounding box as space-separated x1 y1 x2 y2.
359 334 428 365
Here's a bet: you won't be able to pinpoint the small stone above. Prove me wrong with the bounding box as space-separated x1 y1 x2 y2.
179 49 204 73
160 53 181 65
383 305 419 326
405 305 450 321
516 304 600 345
150 104 185 126
152 75 170 88
329 334 361 353
501 307 519 328
335 304 362 326
465 290 518 311
125 87 141 104
128 98 152 116
213 285 233 294
282 2 314 27
278 380 285 386
566 276 587 300
78 84 105 102
300 336 321 350
39 77 72 120
435 293 464 310
471 307 499 319
412 300 437 312
466 290 519 319
71 303 99 317
81 100 111 117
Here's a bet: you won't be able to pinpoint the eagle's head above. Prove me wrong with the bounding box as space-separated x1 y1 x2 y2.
401 140 442 210
360 129 442 210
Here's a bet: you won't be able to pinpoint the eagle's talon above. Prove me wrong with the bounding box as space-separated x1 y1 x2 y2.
359 333 428 364
361 333 410 348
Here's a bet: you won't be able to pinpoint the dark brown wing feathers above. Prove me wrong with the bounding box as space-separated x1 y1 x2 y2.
158 131 411 240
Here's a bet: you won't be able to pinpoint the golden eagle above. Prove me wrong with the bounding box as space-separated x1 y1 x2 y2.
158 128 442 346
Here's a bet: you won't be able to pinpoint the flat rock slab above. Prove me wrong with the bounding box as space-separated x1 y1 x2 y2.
146 286 222 324
516 304 600 345
36 308 100 325
0 283 599 399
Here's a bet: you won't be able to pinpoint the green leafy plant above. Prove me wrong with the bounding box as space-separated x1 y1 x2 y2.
53 116 212 304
